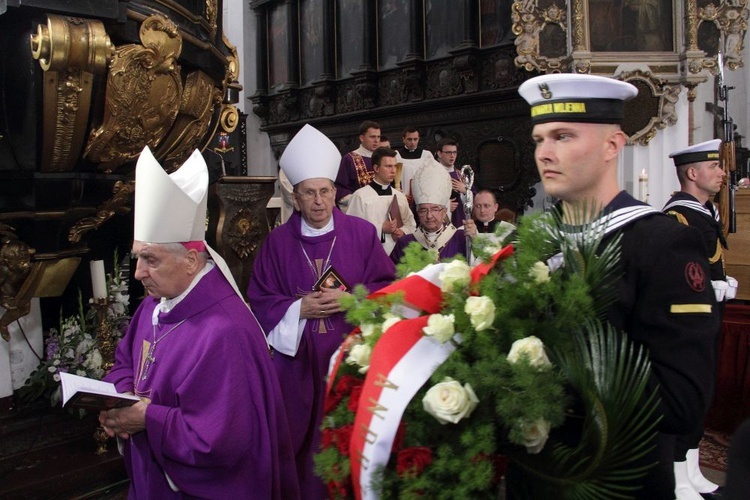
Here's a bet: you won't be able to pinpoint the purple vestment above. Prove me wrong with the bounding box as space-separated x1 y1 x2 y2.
247 208 395 498
105 267 299 499
335 152 373 202
389 228 468 265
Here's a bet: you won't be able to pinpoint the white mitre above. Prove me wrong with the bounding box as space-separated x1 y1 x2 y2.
412 163 452 207
134 146 207 243
280 124 341 186
133 147 265 339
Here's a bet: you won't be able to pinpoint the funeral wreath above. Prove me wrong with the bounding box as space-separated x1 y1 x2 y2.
315 210 660 499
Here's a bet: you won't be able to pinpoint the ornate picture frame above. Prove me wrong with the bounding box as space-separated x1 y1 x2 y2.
511 0 748 143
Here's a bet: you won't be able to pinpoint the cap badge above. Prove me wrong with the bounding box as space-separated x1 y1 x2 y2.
539 83 552 100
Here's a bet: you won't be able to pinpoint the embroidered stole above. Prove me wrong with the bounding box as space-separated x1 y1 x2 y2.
351 152 373 187
413 224 457 252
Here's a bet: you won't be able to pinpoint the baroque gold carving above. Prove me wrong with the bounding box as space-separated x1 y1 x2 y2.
226 207 264 260
155 71 221 172
206 0 219 36
512 0 570 73
618 70 680 146
29 15 114 172
696 0 749 73
85 15 183 172
68 180 135 244
0 224 35 341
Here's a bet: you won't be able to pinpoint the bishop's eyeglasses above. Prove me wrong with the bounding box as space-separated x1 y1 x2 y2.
417 206 446 217
295 187 334 201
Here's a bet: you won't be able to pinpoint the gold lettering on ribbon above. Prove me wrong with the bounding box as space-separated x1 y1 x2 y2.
374 372 399 390
359 423 378 444
354 449 371 470
368 397 388 420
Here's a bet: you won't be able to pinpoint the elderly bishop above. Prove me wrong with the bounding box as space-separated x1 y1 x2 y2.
100 147 299 499
248 124 396 498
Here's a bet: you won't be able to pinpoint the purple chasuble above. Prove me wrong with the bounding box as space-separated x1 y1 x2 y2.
105 267 299 499
389 228 468 265
247 208 395 498
335 152 374 202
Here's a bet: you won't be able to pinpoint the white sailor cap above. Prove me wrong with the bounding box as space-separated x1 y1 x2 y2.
279 124 341 186
669 139 722 166
134 146 207 244
412 163 452 207
518 73 638 124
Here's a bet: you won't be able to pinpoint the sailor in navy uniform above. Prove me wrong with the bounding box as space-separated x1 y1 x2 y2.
664 139 736 499
517 73 719 499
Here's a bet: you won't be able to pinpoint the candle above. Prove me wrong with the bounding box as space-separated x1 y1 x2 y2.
90 260 107 299
638 169 649 203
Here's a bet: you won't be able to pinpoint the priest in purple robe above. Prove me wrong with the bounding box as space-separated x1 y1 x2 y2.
248 124 396 499
334 120 381 210
390 162 477 264
100 147 299 499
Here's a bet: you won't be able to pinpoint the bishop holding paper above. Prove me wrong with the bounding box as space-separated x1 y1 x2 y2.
100 147 299 499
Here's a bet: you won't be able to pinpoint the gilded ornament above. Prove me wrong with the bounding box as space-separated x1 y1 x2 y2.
85 15 183 172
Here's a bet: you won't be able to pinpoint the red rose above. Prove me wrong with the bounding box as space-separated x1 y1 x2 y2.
334 425 353 455
324 392 343 414
321 428 335 450
327 479 350 499
335 375 360 394
347 385 363 412
391 422 406 452
396 446 433 478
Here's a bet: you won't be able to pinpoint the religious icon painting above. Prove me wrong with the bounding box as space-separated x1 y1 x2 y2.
314 266 350 292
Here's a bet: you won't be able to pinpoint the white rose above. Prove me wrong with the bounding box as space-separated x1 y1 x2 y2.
422 377 479 424
52 373 61 382
422 314 455 343
529 261 550 284
346 343 372 374
47 365 57 373
360 323 380 339
439 260 471 293
507 336 552 370
520 418 551 454
464 296 496 331
382 314 402 333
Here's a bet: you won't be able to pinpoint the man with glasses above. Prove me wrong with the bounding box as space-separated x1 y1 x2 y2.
435 138 476 229
248 125 395 498
389 163 476 264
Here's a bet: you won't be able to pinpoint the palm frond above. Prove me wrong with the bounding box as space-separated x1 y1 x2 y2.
509 321 661 498
548 202 622 319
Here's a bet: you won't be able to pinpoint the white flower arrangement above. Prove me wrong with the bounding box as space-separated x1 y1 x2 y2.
19 255 130 410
